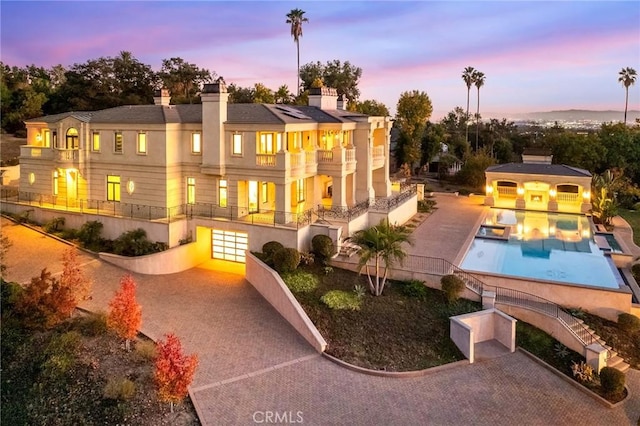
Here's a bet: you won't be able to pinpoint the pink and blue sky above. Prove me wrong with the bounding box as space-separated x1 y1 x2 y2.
1 1 639 118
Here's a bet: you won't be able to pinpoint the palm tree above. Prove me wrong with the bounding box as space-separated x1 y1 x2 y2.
461 66 476 145
286 9 309 96
618 67 637 124
345 220 414 296
472 70 485 151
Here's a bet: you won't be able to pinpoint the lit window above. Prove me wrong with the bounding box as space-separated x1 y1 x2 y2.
137 132 147 154
107 175 121 201
92 132 100 151
187 177 196 205
262 182 268 203
53 170 59 195
114 132 123 153
66 128 79 149
259 133 275 154
276 133 282 152
43 130 51 147
232 134 242 155
192 133 201 154
296 179 305 203
219 179 228 207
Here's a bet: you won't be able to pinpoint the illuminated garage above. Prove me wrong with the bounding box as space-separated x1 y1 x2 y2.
212 229 248 263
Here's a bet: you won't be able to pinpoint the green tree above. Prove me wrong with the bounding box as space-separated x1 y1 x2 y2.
461 66 476 144
286 8 309 96
618 67 637 125
354 99 389 116
472 70 486 151
275 84 293 104
345 220 413 296
112 51 157 105
456 149 495 190
440 107 470 160
299 60 363 105
394 90 433 169
158 57 214 104
420 121 446 171
253 83 275 104
592 170 620 226
227 83 255 103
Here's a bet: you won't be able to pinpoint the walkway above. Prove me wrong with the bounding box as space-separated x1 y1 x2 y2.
2 215 640 425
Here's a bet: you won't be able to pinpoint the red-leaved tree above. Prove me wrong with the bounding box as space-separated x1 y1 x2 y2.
16 268 76 329
155 333 199 413
107 274 142 351
60 248 92 308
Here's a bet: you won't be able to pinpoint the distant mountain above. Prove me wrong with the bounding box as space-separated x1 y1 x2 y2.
513 109 640 122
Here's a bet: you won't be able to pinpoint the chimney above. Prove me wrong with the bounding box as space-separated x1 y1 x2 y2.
309 87 338 110
200 79 229 175
337 94 347 111
153 88 170 106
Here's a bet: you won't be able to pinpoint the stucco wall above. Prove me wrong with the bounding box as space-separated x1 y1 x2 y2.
450 309 517 363
99 226 210 274
474 272 632 321
245 252 326 352
450 320 474 362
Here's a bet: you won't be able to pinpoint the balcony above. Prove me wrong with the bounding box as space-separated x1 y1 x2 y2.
54 149 79 166
256 154 276 167
317 147 356 175
255 150 318 177
20 145 54 160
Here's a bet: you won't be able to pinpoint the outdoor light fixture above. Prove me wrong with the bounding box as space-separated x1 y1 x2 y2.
517 187 525 196
583 191 590 200
485 185 493 194
28 172 35 185
549 189 557 198
127 180 135 195
35 133 43 143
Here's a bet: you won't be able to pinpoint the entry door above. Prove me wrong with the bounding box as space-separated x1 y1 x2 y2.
248 181 258 213
66 170 78 199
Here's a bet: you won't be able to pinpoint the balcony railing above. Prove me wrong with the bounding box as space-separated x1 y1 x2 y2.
316 199 370 222
0 188 313 228
317 150 333 163
370 184 417 212
290 151 304 168
345 148 356 163
557 192 579 203
256 154 276 167
55 149 79 161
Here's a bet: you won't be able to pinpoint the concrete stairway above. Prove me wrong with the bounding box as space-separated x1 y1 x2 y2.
570 320 631 373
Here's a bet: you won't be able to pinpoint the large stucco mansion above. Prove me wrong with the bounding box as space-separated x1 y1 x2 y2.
8 82 416 264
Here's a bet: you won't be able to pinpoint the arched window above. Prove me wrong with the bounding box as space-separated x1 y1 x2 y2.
66 128 79 149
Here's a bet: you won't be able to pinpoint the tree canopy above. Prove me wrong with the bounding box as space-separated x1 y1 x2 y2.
299 60 362 104
393 90 433 168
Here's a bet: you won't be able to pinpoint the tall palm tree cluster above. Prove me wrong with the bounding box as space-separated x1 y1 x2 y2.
461 67 486 151
618 67 637 125
286 8 309 96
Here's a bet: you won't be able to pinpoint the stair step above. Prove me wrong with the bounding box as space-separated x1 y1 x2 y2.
607 355 625 367
614 362 630 373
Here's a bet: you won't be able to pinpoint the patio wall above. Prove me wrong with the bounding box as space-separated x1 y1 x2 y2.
450 309 516 363
245 252 327 352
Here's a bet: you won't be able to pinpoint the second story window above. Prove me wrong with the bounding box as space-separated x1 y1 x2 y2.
43 129 51 147
187 177 196 205
192 133 201 154
114 132 123 153
137 132 147 154
232 134 242 155
66 128 79 149
219 179 228 207
259 133 276 154
296 179 305 203
52 131 58 149
107 175 121 201
92 132 100 152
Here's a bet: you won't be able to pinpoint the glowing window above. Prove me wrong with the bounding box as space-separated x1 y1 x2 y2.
137 132 147 154
43 130 51 147
92 132 100 151
66 128 78 149
192 133 201 154
219 179 228 207
232 134 242 155
187 177 196 205
114 132 123 153
262 182 268 203
259 133 275 154
296 179 305 203
107 175 121 201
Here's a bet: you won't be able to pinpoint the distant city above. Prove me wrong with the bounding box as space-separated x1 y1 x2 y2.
505 110 640 130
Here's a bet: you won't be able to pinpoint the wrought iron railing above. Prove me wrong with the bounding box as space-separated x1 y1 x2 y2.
370 184 417 212
316 199 370 222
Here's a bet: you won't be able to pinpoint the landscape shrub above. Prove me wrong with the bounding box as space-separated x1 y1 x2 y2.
599 366 625 396
78 221 104 248
617 313 640 333
59 228 78 240
75 312 108 337
571 360 595 383
299 251 315 266
103 377 136 401
113 228 162 257
311 235 335 262
282 271 318 293
262 241 284 259
398 279 428 299
135 339 157 361
41 331 81 382
321 290 361 311
272 248 301 274
43 217 65 233
440 275 465 303
418 199 436 213
633 202 640 211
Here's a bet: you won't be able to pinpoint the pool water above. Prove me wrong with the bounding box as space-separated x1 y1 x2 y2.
460 209 624 289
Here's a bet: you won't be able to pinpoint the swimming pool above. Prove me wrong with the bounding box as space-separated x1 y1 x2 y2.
460 209 624 289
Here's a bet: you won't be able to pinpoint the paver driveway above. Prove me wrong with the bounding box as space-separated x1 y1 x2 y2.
2 212 639 426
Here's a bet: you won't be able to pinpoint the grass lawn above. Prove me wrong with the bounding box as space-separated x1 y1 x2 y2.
618 209 640 247
288 265 481 371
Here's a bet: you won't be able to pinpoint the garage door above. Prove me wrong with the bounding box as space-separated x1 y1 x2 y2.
212 229 248 263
